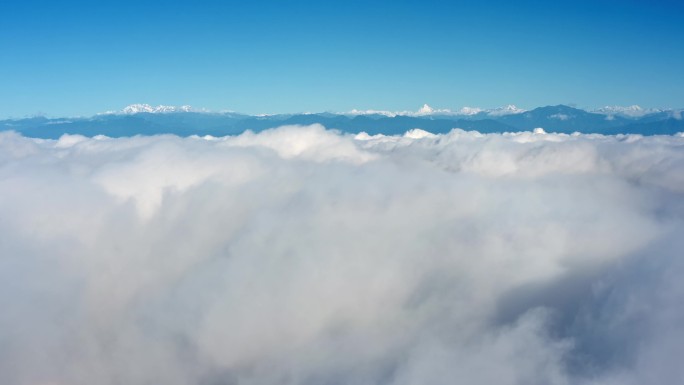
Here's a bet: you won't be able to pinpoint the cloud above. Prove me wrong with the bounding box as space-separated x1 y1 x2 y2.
550 113 570 121
0 126 683 384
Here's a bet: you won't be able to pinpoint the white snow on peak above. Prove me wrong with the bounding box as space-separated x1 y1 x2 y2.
592 105 662 118
410 104 456 116
119 104 195 114
414 104 455 116
487 105 526 116
346 104 529 117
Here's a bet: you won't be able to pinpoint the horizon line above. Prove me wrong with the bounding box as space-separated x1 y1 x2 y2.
3 103 684 120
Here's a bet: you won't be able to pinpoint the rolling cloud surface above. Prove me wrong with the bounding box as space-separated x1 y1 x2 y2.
1 125 683 384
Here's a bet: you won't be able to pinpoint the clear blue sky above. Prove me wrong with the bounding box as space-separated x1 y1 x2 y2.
1 0 683 117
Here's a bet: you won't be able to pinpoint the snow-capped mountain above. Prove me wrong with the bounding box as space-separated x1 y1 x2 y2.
592 105 663 118
5 104 684 139
120 104 195 114
346 104 520 117
486 105 526 116
414 104 456 116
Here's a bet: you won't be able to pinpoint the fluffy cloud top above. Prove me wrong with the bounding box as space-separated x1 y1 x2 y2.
1 125 683 385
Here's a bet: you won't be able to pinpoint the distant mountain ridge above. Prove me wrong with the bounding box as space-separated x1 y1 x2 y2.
2 104 683 139
99 104 202 115
591 105 665 118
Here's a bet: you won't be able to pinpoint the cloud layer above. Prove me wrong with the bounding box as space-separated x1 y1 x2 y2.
1 125 683 385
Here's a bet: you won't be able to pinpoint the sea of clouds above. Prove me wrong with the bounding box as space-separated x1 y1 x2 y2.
1 125 683 385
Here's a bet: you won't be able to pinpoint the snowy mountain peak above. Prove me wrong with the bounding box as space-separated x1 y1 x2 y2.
487 105 526 116
593 105 663 118
345 104 526 117
413 104 454 116
120 104 194 114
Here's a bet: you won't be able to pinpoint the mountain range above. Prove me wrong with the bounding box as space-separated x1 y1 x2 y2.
2 104 683 139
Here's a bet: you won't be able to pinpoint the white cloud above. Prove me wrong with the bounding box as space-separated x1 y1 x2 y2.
346 104 454 117
223 124 376 163
550 113 570 121
347 108 399 117
458 106 484 115
0 126 683 384
403 128 437 139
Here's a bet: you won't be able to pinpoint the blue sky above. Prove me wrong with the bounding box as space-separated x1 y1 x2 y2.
1 0 683 117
